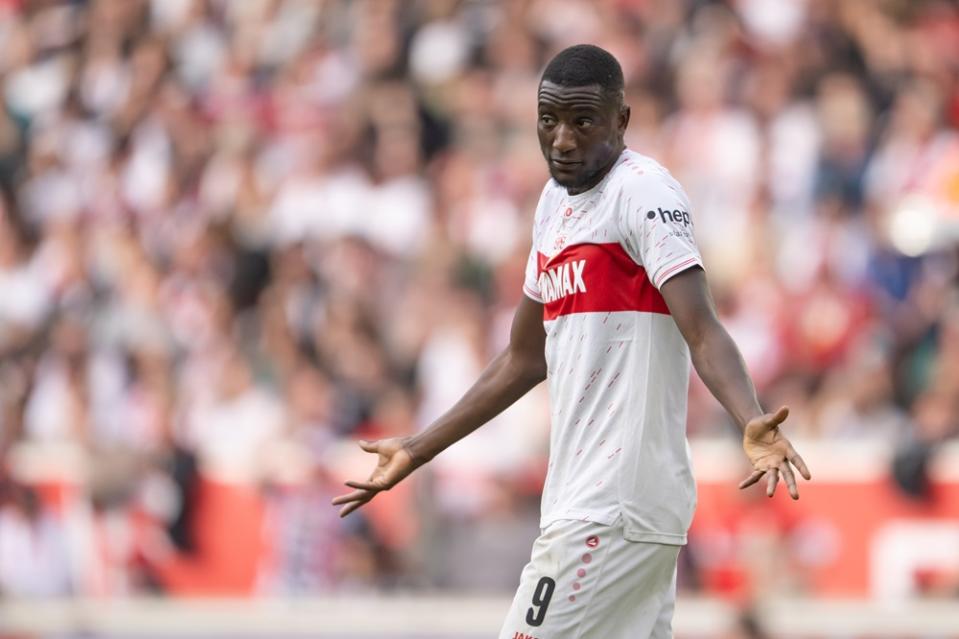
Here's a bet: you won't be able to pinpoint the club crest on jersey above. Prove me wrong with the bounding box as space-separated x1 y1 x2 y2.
538 259 587 304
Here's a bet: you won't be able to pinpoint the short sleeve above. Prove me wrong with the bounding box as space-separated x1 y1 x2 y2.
619 168 703 289
522 182 556 303
523 243 543 302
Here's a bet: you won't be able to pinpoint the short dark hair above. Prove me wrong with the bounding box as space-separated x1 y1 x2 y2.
540 44 624 104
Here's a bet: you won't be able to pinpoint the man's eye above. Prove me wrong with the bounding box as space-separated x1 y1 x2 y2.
539 115 555 126
576 118 593 127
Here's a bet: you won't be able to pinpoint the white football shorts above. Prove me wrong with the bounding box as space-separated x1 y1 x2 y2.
498 517 680 639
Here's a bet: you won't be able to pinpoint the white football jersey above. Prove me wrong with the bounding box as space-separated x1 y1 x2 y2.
523 149 703 545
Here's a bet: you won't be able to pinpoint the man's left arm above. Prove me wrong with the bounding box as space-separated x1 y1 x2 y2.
660 267 811 499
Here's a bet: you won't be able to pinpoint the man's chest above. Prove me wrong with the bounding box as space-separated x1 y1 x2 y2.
534 194 622 257
532 190 666 321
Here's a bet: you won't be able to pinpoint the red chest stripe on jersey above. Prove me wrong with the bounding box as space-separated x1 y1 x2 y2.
537 243 669 320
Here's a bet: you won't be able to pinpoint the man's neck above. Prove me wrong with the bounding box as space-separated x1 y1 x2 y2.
566 145 624 195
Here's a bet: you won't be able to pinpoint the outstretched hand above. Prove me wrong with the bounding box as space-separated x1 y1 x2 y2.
739 406 811 500
331 437 420 517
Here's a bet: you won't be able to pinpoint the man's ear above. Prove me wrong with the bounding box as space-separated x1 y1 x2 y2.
618 104 631 136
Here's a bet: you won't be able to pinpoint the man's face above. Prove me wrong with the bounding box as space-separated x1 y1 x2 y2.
537 81 629 194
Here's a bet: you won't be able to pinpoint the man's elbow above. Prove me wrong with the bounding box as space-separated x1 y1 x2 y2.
688 322 740 366
509 350 548 385
683 321 724 361
522 357 549 385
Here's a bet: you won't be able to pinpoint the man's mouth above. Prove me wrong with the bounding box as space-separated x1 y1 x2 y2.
551 159 583 168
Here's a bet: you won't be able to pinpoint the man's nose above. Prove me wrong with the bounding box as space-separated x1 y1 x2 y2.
552 123 577 154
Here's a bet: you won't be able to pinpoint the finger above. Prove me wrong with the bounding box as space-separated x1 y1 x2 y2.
766 405 789 427
766 467 779 497
339 496 372 518
780 462 798 500
358 439 379 454
345 480 383 491
331 489 371 506
739 469 765 489
789 451 812 480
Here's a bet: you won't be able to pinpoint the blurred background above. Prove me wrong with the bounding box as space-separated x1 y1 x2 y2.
1 0 959 637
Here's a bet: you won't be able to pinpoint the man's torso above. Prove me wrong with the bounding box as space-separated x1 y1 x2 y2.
524 149 702 544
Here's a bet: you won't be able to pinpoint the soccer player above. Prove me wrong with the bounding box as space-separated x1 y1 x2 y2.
332 44 810 638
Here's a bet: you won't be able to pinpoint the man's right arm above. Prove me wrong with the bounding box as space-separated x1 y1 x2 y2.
404 295 547 463
332 295 547 516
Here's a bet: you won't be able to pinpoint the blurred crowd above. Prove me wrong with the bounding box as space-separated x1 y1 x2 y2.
1 0 958 602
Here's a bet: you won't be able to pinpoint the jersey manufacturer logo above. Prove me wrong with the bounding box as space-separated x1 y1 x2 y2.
538 259 587 304
512 633 540 639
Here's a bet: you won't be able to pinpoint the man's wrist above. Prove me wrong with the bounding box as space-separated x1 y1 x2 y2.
401 434 437 468
738 406 767 432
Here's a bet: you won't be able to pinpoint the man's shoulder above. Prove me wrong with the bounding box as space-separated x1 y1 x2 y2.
536 178 563 205
610 150 688 205
612 150 675 188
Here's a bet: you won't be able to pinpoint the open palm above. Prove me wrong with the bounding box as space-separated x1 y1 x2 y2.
739 406 811 499
331 437 418 517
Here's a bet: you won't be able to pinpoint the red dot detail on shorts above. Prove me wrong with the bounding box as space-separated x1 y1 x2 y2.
586 535 599 548
582 553 592 563
573 582 581 591
577 568 586 577
569 595 576 602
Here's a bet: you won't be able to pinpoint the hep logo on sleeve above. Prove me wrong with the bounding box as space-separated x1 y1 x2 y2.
646 207 690 226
